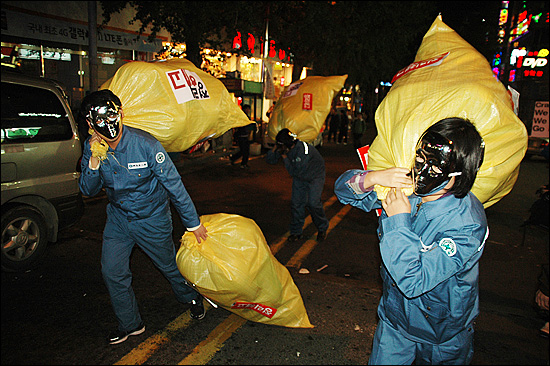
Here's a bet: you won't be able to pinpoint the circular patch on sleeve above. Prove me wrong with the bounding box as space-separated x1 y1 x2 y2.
156 152 165 164
438 238 457 257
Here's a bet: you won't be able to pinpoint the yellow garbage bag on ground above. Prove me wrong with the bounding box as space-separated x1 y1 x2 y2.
367 15 527 208
100 59 251 152
268 75 347 143
176 213 313 328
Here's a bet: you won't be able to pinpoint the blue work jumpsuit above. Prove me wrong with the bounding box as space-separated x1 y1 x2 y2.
80 126 201 332
334 169 488 365
266 140 329 236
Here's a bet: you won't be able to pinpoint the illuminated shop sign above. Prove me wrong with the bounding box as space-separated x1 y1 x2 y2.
509 10 531 42
499 9 508 25
19 47 71 61
515 49 548 78
233 32 291 62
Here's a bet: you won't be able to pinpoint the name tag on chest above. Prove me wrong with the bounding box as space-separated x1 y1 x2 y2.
128 162 148 169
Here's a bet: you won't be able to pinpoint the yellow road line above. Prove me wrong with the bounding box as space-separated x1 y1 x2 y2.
178 314 247 365
114 310 194 365
286 204 352 268
269 195 338 255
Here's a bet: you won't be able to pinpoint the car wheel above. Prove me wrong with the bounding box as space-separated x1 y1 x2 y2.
1 206 49 272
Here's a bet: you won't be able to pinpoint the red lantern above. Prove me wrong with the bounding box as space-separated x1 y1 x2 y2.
247 33 255 54
278 49 285 60
269 40 276 58
233 32 242 49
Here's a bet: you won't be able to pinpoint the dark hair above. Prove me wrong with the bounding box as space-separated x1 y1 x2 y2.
420 117 485 198
79 89 121 119
276 128 297 148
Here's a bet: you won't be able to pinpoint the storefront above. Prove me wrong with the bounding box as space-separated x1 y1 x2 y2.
1 2 168 110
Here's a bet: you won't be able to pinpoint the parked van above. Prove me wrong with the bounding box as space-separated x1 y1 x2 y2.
1 69 84 272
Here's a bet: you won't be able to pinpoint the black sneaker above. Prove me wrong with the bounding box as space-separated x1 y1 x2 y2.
108 322 145 345
317 231 326 242
190 295 206 320
287 234 302 242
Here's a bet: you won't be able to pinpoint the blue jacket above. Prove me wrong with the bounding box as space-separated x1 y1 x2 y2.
334 169 488 344
266 141 325 182
79 126 201 230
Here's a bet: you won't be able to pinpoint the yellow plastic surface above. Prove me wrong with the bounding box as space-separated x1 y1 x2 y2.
267 75 347 142
176 213 313 328
100 59 251 152
368 16 527 208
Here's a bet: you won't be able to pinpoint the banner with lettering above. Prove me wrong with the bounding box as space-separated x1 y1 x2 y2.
531 101 549 138
101 58 251 152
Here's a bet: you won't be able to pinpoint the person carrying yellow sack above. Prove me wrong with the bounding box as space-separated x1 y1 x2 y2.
79 90 208 345
335 117 488 364
335 14 527 365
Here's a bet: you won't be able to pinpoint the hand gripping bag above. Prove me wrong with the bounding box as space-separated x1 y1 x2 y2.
176 213 313 328
367 15 527 208
268 75 347 143
100 58 251 152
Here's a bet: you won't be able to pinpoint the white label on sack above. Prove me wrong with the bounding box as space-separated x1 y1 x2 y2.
166 68 210 104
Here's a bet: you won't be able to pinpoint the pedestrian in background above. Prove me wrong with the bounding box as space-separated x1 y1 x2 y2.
266 128 329 242
351 112 367 150
79 90 208 345
230 104 255 169
327 107 341 143
338 109 349 145
335 117 487 364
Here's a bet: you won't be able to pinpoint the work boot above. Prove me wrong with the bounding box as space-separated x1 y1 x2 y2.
190 294 206 320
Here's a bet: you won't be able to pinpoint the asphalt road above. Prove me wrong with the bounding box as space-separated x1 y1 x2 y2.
1 133 548 365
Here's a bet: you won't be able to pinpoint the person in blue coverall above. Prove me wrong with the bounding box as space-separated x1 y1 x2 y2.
334 117 488 364
266 128 329 242
79 90 209 345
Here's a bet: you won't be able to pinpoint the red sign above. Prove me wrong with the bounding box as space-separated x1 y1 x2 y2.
391 52 450 83
231 301 277 318
302 93 312 110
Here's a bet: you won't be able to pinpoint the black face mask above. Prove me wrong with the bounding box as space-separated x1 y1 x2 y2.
86 100 122 141
412 132 460 196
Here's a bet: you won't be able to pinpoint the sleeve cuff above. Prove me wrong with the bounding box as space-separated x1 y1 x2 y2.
346 171 373 194
89 159 101 170
187 224 201 231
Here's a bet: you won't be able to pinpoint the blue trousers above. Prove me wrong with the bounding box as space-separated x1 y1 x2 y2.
368 319 474 365
101 204 198 332
290 177 329 235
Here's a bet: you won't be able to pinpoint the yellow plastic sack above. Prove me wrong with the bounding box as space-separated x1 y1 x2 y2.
368 15 527 208
100 58 251 152
176 213 313 328
268 75 347 142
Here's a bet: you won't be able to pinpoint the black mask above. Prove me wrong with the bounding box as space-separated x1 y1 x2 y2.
413 131 460 195
86 100 122 141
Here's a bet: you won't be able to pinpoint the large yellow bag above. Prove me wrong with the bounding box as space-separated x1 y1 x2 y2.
368 15 527 208
100 58 251 152
176 213 313 328
268 75 347 142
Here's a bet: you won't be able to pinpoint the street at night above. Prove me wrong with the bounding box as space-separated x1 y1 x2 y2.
1 138 548 364
2 1 549 365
